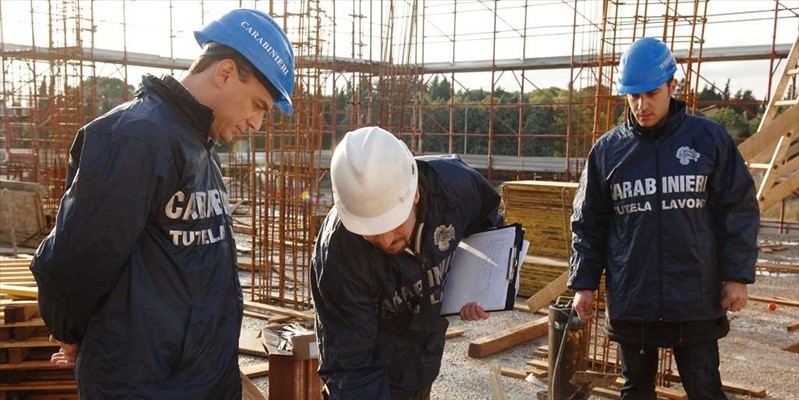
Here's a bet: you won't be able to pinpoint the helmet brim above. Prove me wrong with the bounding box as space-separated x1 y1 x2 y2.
335 188 416 236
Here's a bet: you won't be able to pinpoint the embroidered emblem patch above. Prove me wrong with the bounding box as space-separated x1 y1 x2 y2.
675 146 700 165
433 224 455 252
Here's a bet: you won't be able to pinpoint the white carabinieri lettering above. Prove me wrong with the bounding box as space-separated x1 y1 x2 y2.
240 21 290 76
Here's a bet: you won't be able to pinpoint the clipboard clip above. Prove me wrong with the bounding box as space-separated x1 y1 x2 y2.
506 246 517 281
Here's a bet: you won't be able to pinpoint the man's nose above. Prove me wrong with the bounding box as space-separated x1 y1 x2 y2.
637 96 650 111
248 111 265 131
378 233 395 249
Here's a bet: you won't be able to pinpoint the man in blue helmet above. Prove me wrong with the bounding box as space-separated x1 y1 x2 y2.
30 8 293 398
568 37 759 399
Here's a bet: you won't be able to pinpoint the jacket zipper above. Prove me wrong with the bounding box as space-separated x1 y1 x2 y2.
655 139 663 321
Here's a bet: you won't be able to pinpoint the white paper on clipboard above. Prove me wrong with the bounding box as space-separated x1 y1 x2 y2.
440 226 528 315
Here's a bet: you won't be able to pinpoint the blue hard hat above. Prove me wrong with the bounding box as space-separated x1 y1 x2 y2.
616 37 677 95
195 9 295 115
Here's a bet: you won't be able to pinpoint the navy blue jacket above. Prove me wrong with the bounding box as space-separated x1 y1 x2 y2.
568 100 759 322
30 75 243 399
311 155 502 399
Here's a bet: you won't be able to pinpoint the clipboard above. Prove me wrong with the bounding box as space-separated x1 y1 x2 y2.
439 224 529 316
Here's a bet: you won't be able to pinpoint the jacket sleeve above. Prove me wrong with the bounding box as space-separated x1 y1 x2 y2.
467 168 505 234
709 130 759 283
568 146 611 291
312 232 391 400
446 155 504 231
30 125 156 343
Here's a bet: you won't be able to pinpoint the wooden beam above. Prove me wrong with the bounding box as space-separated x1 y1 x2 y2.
468 317 548 358
721 380 768 397
783 341 799 354
243 301 314 321
241 372 267 400
748 295 799 307
241 362 270 378
740 104 798 159
500 367 532 379
760 167 799 211
239 330 268 358
445 328 464 339
0 283 38 299
525 270 568 312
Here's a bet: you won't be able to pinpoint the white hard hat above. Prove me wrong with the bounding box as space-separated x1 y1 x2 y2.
331 126 418 235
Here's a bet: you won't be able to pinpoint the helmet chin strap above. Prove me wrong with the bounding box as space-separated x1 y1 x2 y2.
411 206 424 254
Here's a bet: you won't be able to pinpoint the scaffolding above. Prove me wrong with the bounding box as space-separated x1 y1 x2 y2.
1 0 796 311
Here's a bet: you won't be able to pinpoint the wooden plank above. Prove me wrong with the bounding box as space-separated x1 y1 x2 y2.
241 372 267 400
0 284 38 299
529 366 548 379
787 321 799 332
445 328 464 339
740 104 798 159
468 317 548 358
526 359 548 370
0 359 60 370
499 367 531 379
722 381 768 397
761 168 799 211
748 295 799 307
243 301 314 321
242 310 274 321
783 341 799 354
0 339 53 349
8 304 38 323
239 330 268 358
9 347 33 364
525 270 568 312
241 362 270 378
655 385 687 400
0 382 76 391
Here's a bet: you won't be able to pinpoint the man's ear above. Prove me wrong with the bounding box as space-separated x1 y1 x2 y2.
668 78 678 97
213 59 237 88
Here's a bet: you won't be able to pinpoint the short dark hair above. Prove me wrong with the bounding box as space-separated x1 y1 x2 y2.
189 42 281 101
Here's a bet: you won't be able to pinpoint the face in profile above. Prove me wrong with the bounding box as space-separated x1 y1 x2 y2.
209 61 274 142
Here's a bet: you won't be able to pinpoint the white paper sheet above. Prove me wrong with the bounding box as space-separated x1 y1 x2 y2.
439 226 528 315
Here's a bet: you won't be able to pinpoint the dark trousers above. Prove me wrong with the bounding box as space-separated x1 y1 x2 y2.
322 383 431 400
405 384 432 400
618 341 727 399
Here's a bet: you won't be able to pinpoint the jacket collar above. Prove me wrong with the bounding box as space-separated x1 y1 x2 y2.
137 74 215 142
626 98 686 140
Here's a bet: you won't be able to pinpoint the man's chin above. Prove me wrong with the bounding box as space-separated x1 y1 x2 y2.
381 245 405 255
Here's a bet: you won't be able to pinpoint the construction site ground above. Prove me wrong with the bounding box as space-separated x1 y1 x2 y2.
240 232 799 399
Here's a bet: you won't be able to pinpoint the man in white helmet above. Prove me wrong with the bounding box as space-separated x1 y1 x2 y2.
30 8 294 399
311 126 503 399
568 37 758 399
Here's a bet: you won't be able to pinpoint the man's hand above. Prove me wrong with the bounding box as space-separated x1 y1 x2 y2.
721 281 748 312
459 302 490 321
49 334 78 367
573 290 595 320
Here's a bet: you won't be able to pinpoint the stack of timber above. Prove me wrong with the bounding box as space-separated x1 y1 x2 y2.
500 181 577 297
0 258 78 399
